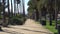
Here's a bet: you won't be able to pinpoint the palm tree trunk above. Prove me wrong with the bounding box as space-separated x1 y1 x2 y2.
17 2 18 16
22 0 26 22
14 0 16 16
0 0 2 31
18 4 20 14
8 0 10 25
52 12 55 20
49 13 52 25
35 8 39 21
2 0 7 27
16 0 21 15
55 0 58 29
11 0 13 17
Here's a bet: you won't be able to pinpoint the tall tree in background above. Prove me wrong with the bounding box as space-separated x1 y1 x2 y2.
8 0 10 25
22 0 26 21
0 1 3 15
11 0 13 17
0 0 3 31
2 0 7 27
28 0 40 21
16 0 20 15
14 0 16 16
32 0 39 21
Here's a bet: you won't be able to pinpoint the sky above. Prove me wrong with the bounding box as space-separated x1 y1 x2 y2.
5 0 29 14
25 0 29 14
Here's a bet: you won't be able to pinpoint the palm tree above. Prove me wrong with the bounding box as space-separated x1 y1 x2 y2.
2 0 7 27
55 0 58 29
22 0 26 21
28 0 40 21
16 0 20 15
0 0 3 31
8 0 10 25
0 1 3 14
14 0 16 16
11 0 13 17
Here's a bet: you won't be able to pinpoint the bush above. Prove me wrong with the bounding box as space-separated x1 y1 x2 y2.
41 20 46 26
0 16 2 19
57 20 60 24
10 17 24 25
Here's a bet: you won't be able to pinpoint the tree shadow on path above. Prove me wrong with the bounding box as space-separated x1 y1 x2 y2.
0 29 24 34
8 27 53 34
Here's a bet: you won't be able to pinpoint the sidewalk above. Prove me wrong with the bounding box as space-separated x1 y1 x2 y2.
0 19 53 34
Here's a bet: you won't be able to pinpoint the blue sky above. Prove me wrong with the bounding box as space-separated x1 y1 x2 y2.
25 0 29 14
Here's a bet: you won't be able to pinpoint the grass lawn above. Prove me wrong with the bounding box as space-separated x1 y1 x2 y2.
36 20 58 34
45 20 58 34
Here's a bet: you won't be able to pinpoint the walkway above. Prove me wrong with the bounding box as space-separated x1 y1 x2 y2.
0 19 53 34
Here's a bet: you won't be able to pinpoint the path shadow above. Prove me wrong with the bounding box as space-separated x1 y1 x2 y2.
0 29 24 34
0 29 3 32
9 27 53 34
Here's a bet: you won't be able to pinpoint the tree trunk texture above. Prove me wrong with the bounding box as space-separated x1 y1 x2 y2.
8 0 10 25
14 0 16 16
35 8 39 21
11 0 13 17
22 0 26 22
49 13 52 25
2 0 7 27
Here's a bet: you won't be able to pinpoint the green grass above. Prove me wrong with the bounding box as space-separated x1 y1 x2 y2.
36 20 58 34
45 20 58 34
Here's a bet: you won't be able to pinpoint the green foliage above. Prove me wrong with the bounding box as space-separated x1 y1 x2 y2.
28 0 60 15
57 20 60 24
10 16 24 25
45 20 58 34
16 14 24 18
27 0 48 17
9 14 26 25
36 20 58 34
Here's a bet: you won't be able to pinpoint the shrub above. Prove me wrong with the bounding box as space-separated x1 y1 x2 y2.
10 17 24 25
57 20 60 24
0 16 2 19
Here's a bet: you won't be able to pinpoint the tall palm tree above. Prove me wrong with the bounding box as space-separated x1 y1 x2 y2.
47 0 54 25
8 0 10 25
31 0 39 21
28 0 40 21
16 0 20 15
0 1 3 14
2 0 7 27
14 0 16 16
0 0 3 31
55 0 58 29
22 0 26 21
41 6 47 25
11 0 13 17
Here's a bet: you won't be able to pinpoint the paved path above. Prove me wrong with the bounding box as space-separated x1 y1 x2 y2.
0 19 53 34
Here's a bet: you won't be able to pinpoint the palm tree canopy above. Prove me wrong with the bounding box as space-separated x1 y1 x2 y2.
16 0 21 4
